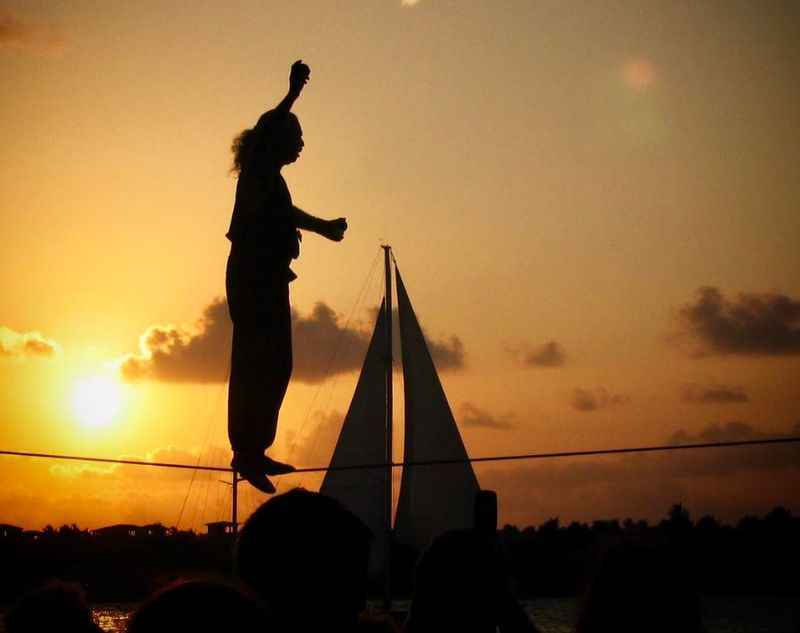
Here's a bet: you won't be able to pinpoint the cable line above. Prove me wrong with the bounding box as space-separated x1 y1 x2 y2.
0 449 231 472
3 436 798 474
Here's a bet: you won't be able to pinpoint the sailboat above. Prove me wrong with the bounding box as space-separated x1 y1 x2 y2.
320 246 485 603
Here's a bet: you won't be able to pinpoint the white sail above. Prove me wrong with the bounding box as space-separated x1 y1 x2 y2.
319 302 388 569
394 268 480 550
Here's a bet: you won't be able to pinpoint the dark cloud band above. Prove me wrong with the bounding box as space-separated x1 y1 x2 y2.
676 287 800 357
571 387 630 412
508 340 566 368
120 297 465 384
459 402 515 430
681 383 749 404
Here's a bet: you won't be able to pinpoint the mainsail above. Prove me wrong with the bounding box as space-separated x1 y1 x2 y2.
319 301 388 567
321 256 481 570
393 268 480 550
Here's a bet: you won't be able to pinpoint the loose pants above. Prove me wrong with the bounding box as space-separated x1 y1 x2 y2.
226 252 292 455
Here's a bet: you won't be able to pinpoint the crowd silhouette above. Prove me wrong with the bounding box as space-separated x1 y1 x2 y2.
8 488 770 632
4 489 539 632
4 580 103 633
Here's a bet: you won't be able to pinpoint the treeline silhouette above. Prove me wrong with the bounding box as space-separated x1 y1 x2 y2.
497 504 798 597
1 504 796 604
0 524 231 603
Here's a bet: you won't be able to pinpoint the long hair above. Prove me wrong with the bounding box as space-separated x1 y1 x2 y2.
230 127 258 175
231 110 298 175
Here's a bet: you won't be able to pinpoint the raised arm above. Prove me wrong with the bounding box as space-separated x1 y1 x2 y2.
274 60 310 115
275 60 347 243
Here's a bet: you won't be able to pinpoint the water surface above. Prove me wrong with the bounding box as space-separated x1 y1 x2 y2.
83 596 795 633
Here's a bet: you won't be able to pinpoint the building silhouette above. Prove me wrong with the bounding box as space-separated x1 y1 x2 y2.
0 523 23 540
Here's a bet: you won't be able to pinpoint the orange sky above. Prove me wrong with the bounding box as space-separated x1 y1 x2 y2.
1 1 799 532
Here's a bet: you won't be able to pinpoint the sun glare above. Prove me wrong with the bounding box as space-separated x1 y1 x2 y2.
72 375 122 428
622 58 656 92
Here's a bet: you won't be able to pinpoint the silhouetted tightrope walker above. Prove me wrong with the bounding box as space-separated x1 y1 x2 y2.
225 59 347 494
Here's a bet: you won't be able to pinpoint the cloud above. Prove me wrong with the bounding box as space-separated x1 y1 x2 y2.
120 298 466 385
426 334 465 371
508 340 566 368
681 383 749 404
283 410 344 468
0 11 65 54
293 303 371 383
664 421 800 477
480 421 800 526
668 420 798 446
296 301 467 381
372 306 467 372
571 387 630 412
49 446 231 483
120 299 231 383
120 297 370 384
675 287 800 357
0 326 59 359
7 444 238 530
459 402 515 430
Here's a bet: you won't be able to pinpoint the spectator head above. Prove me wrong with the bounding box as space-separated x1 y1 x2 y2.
356 611 402 633
406 529 504 633
576 542 704 633
4 580 102 633
235 488 372 631
127 579 269 633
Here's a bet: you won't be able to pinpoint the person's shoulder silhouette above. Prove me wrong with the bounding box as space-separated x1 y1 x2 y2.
4 580 102 633
235 488 372 632
127 579 269 633
406 529 537 633
576 541 705 633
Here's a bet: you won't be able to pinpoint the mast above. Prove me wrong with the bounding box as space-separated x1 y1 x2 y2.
382 245 393 612
231 472 239 534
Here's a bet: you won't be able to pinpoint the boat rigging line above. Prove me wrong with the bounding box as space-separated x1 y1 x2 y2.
2 436 798 474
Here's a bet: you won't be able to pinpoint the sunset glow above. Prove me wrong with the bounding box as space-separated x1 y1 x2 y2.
0 1 798 533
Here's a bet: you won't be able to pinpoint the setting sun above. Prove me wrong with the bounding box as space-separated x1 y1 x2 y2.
71 375 122 428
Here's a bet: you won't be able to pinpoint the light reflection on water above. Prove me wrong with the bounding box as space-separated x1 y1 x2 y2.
85 596 795 633
87 600 576 633
92 605 132 633
1 597 792 632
